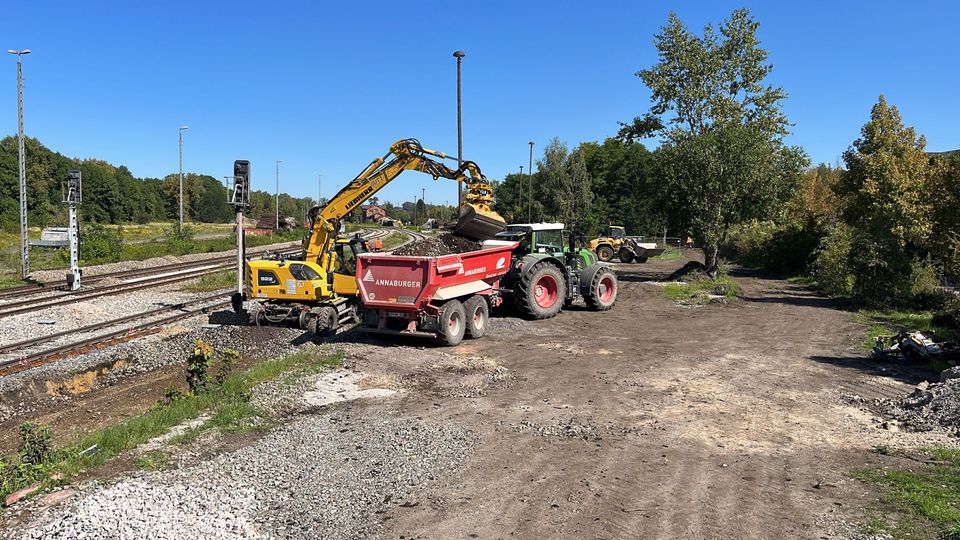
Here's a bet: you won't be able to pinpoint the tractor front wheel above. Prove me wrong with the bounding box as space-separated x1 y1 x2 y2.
586 268 618 311
438 300 466 346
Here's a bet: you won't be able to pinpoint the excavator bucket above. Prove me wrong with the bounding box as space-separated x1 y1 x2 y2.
454 204 507 241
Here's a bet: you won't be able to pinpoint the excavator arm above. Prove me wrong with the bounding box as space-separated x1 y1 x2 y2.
303 138 505 263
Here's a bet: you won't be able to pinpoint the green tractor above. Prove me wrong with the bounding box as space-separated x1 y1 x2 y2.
492 223 619 319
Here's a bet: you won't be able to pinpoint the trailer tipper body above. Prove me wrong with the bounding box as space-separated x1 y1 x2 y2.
355 240 518 345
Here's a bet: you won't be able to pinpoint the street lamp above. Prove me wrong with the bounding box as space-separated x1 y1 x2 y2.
178 125 189 229
275 161 283 230
8 49 31 278
453 50 465 206
528 141 534 222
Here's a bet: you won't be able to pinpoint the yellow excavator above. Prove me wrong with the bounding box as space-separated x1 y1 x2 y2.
243 138 506 334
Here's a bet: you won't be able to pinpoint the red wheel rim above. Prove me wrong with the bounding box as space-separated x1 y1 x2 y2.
534 274 559 308
599 275 616 304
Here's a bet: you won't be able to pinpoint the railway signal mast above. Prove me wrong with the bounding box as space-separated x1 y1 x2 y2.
63 169 83 291
228 160 251 313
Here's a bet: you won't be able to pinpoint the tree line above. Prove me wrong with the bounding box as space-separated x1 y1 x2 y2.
0 136 317 230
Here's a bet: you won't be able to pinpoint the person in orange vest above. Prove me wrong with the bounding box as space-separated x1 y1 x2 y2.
372 237 383 251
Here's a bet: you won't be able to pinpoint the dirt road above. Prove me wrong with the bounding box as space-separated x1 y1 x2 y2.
3 251 950 538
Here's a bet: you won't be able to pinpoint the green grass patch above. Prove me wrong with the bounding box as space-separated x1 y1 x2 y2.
853 310 957 352
650 246 682 261
182 270 237 292
787 275 817 286
380 231 410 251
0 274 24 290
0 349 343 500
852 447 960 538
664 273 741 303
133 451 169 471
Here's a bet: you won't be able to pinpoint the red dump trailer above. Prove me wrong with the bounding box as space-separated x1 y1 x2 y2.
355 240 519 346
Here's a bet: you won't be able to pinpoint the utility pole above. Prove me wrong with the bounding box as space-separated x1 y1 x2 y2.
518 165 523 218
422 187 426 222
229 160 251 314
453 50 465 207
178 125 189 229
275 160 282 230
528 141 534 222
8 49 31 277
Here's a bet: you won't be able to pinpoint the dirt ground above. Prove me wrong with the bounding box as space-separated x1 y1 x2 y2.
2 249 954 537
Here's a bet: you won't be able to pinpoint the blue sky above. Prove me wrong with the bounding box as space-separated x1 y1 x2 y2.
2 1 957 206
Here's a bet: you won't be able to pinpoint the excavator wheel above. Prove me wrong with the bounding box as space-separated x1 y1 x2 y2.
313 306 339 337
596 245 615 262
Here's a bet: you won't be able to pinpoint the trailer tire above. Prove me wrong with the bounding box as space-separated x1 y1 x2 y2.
516 262 566 320
438 300 466 346
314 306 338 337
596 245 615 262
464 296 489 339
585 267 618 311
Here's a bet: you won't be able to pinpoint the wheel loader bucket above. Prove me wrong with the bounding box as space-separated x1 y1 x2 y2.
454 204 507 241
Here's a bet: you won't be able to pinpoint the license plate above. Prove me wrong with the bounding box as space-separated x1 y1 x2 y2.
386 311 408 319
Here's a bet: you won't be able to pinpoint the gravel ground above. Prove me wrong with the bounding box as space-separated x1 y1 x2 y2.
18 412 473 539
876 367 960 434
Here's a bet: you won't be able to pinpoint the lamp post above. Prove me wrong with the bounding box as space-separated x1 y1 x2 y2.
275 160 282 230
528 141 534 222
8 49 30 277
453 50 465 207
178 125 189 229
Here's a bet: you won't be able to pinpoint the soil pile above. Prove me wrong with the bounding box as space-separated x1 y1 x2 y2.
392 233 481 257
666 260 708 281
878 367 960 434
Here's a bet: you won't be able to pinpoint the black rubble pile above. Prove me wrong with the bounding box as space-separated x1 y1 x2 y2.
392 233 482 257
877 366 960 434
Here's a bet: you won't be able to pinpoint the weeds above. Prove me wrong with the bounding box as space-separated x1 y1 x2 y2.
664 272 741 303
182 270 237 292
134 451 169 471
853 310 958 351
852 447 960 538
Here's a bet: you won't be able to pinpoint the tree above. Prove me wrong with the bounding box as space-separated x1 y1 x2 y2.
835 95 935 305
622 9 807 273
536 138 594 230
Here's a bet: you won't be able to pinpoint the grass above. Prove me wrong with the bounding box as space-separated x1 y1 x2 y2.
0 349 343 500
182 270 237 292
650 246 682 261
853 309 957 353
0 273 24 290
133 451 170 471
663 272 741 303
852 447 960 538
787 275 818 286
380 231 409 251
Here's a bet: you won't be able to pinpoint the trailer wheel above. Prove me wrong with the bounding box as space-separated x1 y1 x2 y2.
586 267 618 311
464 296 489 339
596 245 615 262
314 306 339 337
516 262 566 320
438 300 466 346
618 248 634 263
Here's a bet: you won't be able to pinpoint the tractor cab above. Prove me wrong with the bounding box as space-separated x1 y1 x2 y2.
494 223 596 268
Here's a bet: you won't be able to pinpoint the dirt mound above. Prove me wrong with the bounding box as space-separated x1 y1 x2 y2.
392 233 481 257
878 369 960 434
666 260 708 281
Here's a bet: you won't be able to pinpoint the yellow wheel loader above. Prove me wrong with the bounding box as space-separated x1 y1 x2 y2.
587 226 665 263
243 138 507 335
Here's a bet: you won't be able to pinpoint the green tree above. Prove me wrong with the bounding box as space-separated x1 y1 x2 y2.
536 138 593 229
621 9 807 273
835 95 935 305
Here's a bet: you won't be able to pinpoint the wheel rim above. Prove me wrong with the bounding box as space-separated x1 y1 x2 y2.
472 305 485 330
599 275 616 304
448 311 462 335
534 274 560 308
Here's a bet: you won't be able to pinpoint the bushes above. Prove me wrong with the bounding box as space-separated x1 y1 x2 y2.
80 223 123 263
723 220 826 276
810 225 855 297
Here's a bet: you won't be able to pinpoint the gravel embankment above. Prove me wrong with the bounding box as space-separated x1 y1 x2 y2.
19 413 473 540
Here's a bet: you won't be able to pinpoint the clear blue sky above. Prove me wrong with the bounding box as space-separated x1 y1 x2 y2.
2 1 957 206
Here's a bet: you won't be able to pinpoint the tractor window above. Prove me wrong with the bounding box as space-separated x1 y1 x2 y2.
537 230 563 253
288 263 321 281
257 270 280 286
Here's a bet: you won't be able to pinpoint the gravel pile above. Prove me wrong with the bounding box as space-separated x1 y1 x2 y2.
21 413 474 539
877 368 960 434
391 233 481 256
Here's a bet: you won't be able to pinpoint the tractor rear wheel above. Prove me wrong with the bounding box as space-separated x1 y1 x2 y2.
464 296 489 339
596 245 615 262
586 267 618 311
438 300 466 346
516 262 566 320
313 306 339 337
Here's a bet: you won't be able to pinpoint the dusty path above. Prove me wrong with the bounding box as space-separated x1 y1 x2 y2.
352 254 937 538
